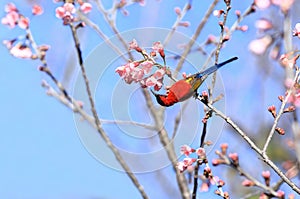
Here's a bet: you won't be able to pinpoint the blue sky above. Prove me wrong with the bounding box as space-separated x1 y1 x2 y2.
1 0 299 198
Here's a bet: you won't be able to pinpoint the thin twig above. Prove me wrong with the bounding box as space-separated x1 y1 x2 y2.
262 70 300 154
94 0 134 60
163 2 191 46
192 121 208 199
77 11 128 61
141 88 191 199
199 97 300 194
174 0 219 78
69 23 149 199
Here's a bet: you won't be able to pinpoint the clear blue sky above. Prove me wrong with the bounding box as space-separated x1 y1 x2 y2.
1 0 298 198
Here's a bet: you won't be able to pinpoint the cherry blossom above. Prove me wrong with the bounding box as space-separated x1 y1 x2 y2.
213 9 224 18
272 0 294 13
248 35 272 55
180 145 195 156
128 39 142 52
18 16 29 29
174 7 181 15
287 89 300 107
255 18 273 31
176 161 187 172
55 3 76 24
152 41 165 58
178 21 190 27
292 23 300 38
254 0 271 9
10 43 33 59
4 3 17 13
80 2 92 14
242 179 255 186
3 39 16 49
140 61 154 74
1 10 19 28
32 4 43 15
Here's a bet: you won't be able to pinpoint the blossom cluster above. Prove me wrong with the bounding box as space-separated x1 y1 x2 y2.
248 0 300 58
115 39 168 91
54 1 92 25
254 0 294 13
176 145 206 172
1 3 44 59
1 3 42 29
280 54 300 107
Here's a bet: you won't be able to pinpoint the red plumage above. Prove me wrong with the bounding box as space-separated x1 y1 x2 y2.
169 80 193 101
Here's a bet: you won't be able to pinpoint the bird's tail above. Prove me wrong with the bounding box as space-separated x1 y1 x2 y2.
195 56 238 78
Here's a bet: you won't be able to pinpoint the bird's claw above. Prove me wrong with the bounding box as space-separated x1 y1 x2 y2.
193 92 199 99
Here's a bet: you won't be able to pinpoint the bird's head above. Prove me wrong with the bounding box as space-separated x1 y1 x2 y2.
150 90 176 107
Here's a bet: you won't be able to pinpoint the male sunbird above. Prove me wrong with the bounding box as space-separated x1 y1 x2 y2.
151 57 238 107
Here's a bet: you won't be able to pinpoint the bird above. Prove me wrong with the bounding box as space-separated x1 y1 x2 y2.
151 57 238 107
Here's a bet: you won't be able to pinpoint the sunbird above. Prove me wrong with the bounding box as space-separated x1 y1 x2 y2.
151 57 238 107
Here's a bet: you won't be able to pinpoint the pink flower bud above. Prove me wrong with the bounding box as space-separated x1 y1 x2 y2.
275 127 285 135
174 7 181 15
32 4 43 15
242 179 255 186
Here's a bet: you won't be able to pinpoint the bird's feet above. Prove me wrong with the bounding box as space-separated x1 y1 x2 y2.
193 92 199 99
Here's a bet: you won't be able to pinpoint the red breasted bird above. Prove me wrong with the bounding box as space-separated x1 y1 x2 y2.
151 57 238 107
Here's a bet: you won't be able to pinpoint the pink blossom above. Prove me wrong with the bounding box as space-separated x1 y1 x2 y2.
136 0 146 6
228 153 239 163
3 39 15 49
152 41 165 58
292 23 300 38
80 3 92 14
238 25 248 32
129 39 138 49
128 39 142 52
280 54 299 68
4 3 17 13
235 10 241 17
152 68 165 79
1 11 19 28
200 182 209 192
178 21 190 27
115 62 142 84
140 61 154 74
255 18 273 31
254 0 271 9
144 76 160 87
196 147 206 158
248 35 272 55
131 68 144 82
180 145 195 156
32 4 43 15
277 190 285 198
259 193 268 199
182 157 196 166
152 42 164 52
176 161 187 172
287 90 300 107
55 3 75 19
10 44 32 59
242 179 255 186
18 16 29 29
261 170 271 178
213 9 224 18
220 143 228 151
205 34 217 45
212 159 221 166
174 7 181 15
272 0 294 13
